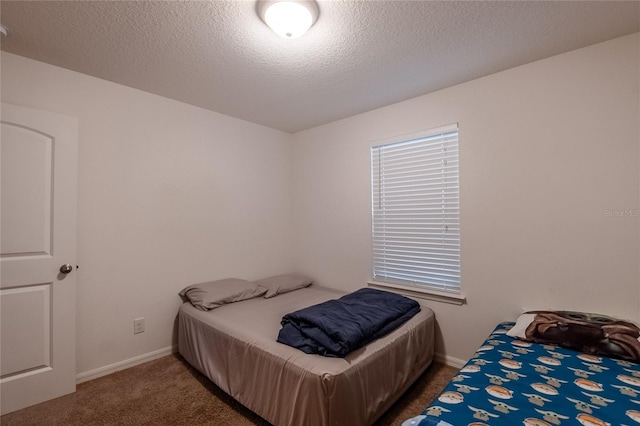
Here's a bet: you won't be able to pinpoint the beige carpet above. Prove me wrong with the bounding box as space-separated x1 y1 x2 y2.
1 354 458 426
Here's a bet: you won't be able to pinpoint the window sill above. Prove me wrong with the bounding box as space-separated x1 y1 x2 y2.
367 280 466 306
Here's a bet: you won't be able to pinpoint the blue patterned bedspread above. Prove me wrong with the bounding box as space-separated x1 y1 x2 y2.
403 322 640 426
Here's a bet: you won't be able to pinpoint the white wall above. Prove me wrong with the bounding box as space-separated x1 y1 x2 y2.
1 52 294 375
291 33 640 364
2 33 638 375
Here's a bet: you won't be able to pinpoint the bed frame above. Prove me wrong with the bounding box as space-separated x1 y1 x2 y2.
178 285 435 426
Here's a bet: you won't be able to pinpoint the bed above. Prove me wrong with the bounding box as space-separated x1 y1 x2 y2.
178 283 435 426
403 316 640 426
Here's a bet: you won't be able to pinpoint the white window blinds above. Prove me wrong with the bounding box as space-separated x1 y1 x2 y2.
371 125 460 294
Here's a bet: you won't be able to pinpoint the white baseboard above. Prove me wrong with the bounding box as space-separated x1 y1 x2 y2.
76 345 177 384
76 347 462 384
434 352 466 369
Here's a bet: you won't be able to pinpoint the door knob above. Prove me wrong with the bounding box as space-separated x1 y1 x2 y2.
59 264 73 274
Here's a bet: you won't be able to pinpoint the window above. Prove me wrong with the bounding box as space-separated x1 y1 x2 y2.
370 124 461 298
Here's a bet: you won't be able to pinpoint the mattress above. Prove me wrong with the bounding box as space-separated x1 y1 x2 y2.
178 285 435 426
404 322 640 426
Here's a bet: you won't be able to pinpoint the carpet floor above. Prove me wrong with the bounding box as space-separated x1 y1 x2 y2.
1 354 458 426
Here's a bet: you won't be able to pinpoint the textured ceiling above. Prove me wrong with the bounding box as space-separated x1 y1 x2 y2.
1 1 639 133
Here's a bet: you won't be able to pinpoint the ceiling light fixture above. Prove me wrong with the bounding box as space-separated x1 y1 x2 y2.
257 0 319 39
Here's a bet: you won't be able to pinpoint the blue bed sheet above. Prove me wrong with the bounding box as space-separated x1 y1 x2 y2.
404 322 640 426
277 288 420 357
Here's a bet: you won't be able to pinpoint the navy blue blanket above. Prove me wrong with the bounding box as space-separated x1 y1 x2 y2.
277 288 420 357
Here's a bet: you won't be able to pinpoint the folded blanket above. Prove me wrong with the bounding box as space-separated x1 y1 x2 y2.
277 288 421 357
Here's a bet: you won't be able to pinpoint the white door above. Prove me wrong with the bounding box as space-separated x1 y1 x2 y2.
0 103 78 414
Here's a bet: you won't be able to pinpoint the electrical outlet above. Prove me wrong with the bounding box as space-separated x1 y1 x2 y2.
134 317 145 334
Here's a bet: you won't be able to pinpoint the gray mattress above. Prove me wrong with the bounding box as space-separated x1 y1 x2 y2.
178 285 435 426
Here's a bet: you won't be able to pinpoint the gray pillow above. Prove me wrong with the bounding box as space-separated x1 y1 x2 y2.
179 278 267 311
254 274 313 298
